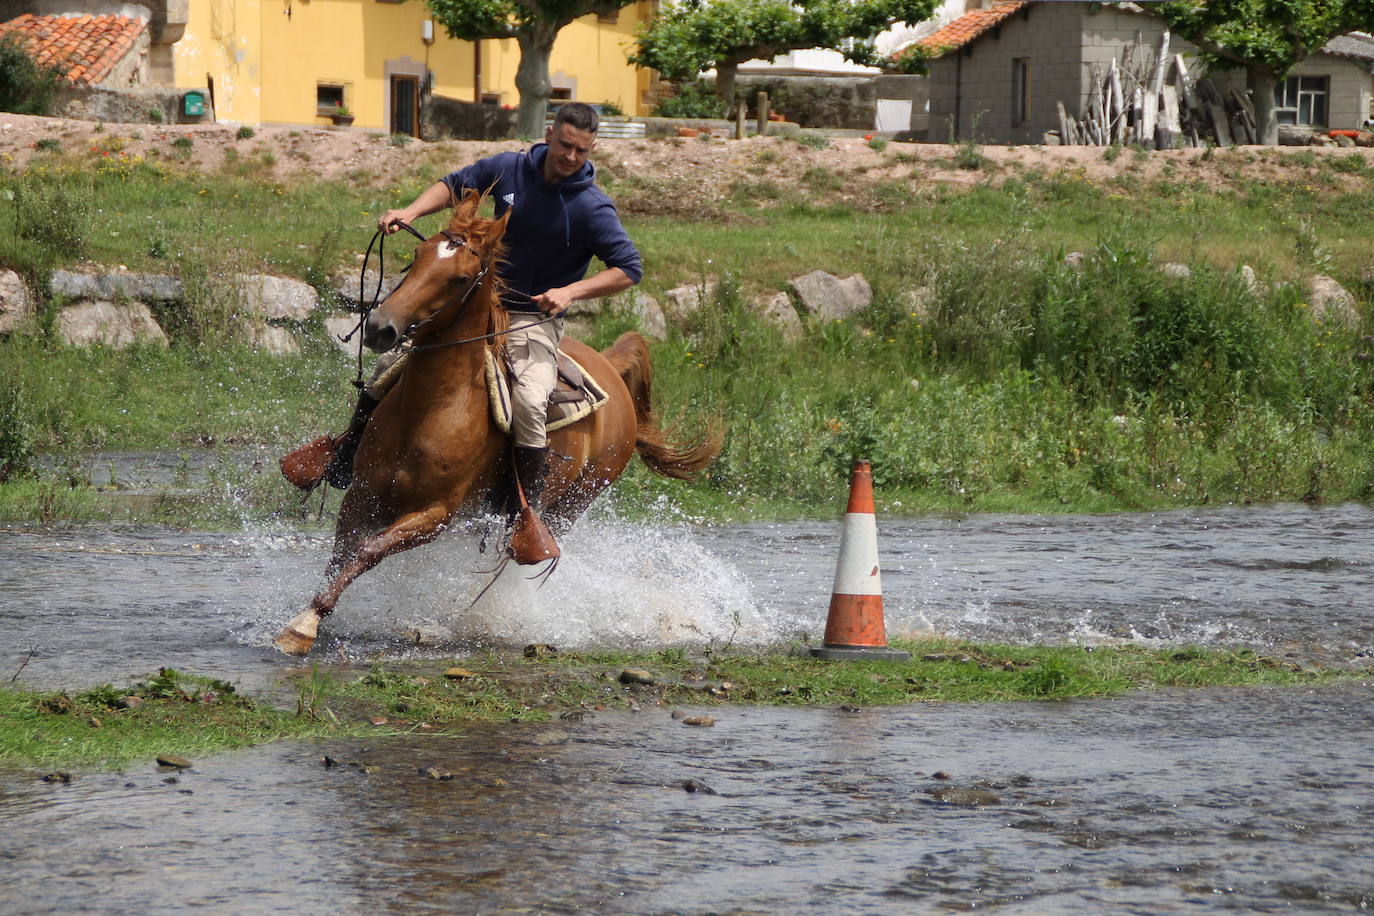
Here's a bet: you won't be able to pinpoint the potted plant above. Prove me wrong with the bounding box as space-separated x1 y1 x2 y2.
329 104 354 127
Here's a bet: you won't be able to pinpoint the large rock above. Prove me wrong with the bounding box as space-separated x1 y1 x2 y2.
0 269 35 334
50 269 183 302
662 279 718 324
57 300 168 348
1305 274 1359 327
241 274 318 320
324 313 364 354
750 292 801 342
634 294 667 340
244 323 299 355
331 270 403 309
788 270 871 322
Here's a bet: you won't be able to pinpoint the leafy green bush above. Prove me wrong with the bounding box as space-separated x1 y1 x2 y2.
654 80 729 119
12 173 91 256
0 34 65 116
0 382 34 482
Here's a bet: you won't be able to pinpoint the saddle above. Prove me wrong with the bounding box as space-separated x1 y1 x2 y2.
483 347 609 435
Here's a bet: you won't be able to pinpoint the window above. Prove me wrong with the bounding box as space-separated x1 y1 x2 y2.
316 84 346 116
1012 58 1030 127
550 87 573 101
596 9 619 23
1274 75 1328 127
480 92 503 106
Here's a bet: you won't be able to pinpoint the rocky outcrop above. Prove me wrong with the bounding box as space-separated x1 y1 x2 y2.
51 268 183 302
750 292 801 342
1305 274 1359 327
788 269 871 322
241 275 317 321
56 300 168 348
662 279 718 324
0 269 35 334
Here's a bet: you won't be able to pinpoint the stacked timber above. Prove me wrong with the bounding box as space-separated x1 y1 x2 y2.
1056 30 1256 148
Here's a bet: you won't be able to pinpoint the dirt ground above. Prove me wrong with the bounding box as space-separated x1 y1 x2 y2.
3 111 1373 205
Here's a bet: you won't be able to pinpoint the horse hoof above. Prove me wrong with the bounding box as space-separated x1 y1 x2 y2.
274 610 320 657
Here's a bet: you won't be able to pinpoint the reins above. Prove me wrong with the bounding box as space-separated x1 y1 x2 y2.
338 220 560 379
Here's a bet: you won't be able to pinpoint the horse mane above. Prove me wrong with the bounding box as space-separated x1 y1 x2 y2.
443 192 510 339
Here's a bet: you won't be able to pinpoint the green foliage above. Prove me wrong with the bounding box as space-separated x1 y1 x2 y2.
147 107 164 123
0 381 35 482
0 34 65 116
1157 0 1374 77
629 0 941 100
236 126 256 140
795 133 831 150
653 80 731 119
12 172 91 256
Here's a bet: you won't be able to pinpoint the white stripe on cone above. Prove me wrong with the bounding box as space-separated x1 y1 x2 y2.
831 511 881 596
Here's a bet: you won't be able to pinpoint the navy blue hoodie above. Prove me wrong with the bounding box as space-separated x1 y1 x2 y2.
441 143 642 313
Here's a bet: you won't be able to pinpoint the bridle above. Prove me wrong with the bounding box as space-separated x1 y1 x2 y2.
339 219 557 388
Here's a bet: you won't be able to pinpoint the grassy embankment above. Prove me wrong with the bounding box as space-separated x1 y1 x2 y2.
1 639 1359 771
2 138 1373 524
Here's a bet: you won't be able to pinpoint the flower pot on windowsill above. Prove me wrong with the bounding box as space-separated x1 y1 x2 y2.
330 113 355 128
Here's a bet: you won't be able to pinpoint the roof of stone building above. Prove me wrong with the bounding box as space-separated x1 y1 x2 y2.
0 13 146 86
914 2 1030 57
1322 32 1374 63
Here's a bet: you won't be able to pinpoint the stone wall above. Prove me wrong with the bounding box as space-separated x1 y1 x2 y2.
421 95 518 141
52 85 213 124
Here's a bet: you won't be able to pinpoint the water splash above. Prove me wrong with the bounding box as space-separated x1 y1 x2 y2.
244 513 784 655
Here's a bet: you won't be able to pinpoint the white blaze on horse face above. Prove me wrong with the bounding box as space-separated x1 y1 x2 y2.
435 242 460 261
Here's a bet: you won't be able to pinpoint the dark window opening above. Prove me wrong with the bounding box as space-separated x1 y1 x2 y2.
1275 75 1328 127
317 84 346 116
1012 58 1030 127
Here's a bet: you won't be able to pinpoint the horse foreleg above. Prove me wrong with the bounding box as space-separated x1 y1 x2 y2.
273 505 451 656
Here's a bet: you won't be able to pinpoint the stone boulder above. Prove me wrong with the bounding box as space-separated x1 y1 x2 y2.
50 269 183 302
244 323 299 355
0 269 35 334
750 292 801 342
662 279 718 324
634 294 667 340
1159 262 1191 280
331 270 403 309
788 270 871 322
324 313 364 354
241 274 317 321
1305 274 1359 327
57 300 168 348
1238 265 1260 294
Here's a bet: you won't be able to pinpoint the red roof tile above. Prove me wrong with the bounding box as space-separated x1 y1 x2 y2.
0 13 146 86
914 2 1029 57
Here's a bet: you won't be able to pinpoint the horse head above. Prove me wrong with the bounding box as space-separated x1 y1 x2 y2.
363 189 509 352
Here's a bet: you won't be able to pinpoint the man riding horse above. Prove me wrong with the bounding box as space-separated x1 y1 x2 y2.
302 102 641 541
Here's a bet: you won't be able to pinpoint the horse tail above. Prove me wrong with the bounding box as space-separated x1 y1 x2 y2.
602 332 723 481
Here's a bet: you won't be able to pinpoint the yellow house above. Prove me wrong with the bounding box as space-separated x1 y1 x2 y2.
173 0 654 131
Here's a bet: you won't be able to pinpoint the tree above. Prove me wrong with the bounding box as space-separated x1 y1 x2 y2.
629 0 939 108
0 33 67 116
1156 0 1374 144
425 0 640 138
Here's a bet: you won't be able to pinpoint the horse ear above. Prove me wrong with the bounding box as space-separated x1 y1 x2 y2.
448 188 480 229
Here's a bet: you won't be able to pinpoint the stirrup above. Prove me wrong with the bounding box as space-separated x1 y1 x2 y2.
280 435 337 492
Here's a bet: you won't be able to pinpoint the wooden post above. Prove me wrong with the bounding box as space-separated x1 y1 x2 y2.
1057 100 1073 146
735 104 746 140
756 91 770 136
1109 59 1124 144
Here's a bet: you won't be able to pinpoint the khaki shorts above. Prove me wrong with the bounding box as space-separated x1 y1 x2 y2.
505 316 563 449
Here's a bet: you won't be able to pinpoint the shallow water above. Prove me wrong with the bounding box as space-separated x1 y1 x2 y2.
3 688 1371 914
2 495 1372 913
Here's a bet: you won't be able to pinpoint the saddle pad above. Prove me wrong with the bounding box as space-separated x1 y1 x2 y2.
483 347 609 436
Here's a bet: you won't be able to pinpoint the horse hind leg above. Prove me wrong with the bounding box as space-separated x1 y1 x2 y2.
273 505 451 656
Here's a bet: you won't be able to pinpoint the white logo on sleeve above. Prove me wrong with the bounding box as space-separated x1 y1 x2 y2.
502 193 515 206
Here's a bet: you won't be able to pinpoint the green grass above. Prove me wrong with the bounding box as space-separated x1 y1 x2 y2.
1 147 1373 523
2 642 1358 772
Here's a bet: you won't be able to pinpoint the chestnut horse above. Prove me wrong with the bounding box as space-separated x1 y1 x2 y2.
274 191 719 656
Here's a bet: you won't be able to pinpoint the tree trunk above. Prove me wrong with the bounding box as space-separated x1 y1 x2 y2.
1248 66 1279 145
514 24 558 139
714 61 739 110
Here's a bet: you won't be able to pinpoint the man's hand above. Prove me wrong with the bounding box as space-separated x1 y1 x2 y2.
378 209 412 235
531 287 575 317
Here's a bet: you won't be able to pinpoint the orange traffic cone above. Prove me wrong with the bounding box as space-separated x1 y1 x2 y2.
811 459 910 662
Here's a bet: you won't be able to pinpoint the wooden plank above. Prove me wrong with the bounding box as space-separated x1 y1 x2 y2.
1057 100 1073 145
1160 89 1181 136
1109 59 1125 144
1208 102 1233 145
1175 54 1199 111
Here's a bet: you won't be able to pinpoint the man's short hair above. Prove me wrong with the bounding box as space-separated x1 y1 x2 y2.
553 102 599 134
